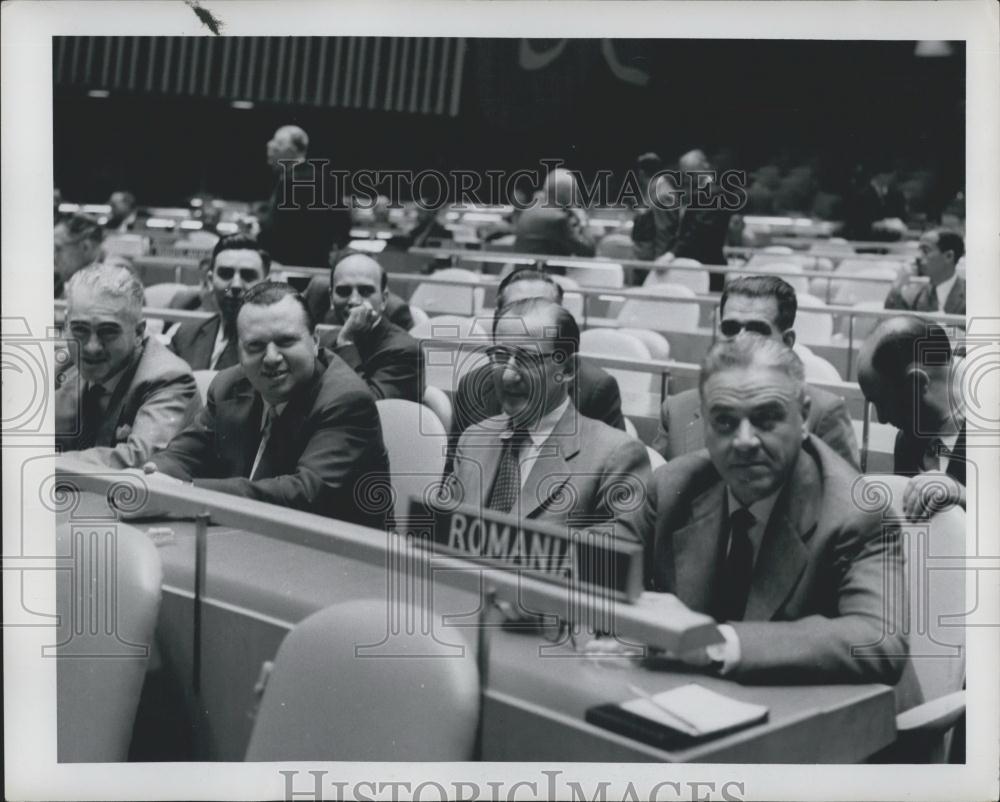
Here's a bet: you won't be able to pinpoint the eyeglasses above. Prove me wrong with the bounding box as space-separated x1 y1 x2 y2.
719 318 775 338
215 266 262 283
333 284 379 299
487 344 565 370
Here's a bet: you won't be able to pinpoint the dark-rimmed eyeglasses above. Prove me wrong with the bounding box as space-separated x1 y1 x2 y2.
215 266 263 283
719 318 775 338
487 344 564 370
332 283 379 299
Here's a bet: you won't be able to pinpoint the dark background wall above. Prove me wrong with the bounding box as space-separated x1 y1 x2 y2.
53 37 965 217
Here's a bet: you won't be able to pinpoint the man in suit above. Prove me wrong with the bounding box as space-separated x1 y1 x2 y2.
315 251 421 402
303 271 415 333
169 234 270 370
858 316 966 520
653 275 859 468
147 282 389 528
257 125 351 267
446 298 649 540
55 262 201 468
452 267 625 439
884 229 965 314
636 336 915 700
106 190 140 233
54 213 104 298
514 168 596 258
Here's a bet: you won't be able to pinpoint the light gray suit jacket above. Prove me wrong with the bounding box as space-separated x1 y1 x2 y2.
55 337 202 468
446 404 650 542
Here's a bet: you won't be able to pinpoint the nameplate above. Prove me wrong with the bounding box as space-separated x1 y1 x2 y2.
406 500 643 602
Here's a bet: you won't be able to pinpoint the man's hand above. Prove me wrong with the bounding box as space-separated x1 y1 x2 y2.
337 301 378 345
902 470 965 520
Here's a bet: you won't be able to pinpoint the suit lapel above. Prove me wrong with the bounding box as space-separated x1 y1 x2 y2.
216 381 262 476
744 453 816 620
672 482 727 614
946 424 966 485
191 316 222 370
945 278 965 315
95 345 145 445
686 406 705 455
518 406 580 518
253 358 326 479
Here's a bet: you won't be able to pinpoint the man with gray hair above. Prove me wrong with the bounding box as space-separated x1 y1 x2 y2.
55 262 201 468
633 335 919 707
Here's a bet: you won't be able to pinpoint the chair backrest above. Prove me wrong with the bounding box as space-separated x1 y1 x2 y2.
596 233 636 260
245 599 480 761
623 416 638 439
655 259 709 294
841 300 886 343
409 268 484 316
143 282 190 308
793 344 843 383
409 314 476 341
830 265 899 306
103 233 150 259
793 293 834 345
617 327 671 360
617 283 699 332
192 370 217 404
579 328 654 397
375 399 449 523
56 521 163 762
422 385 454 434
740 260 810 294
407 304 430 331
564 261 624 289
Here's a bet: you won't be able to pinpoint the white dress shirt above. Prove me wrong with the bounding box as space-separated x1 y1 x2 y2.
934 272 958 311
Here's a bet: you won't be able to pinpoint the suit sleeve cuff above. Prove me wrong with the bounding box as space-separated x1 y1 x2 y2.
705 623 741 674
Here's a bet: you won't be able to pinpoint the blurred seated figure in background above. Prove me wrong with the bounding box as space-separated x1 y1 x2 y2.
634 336 919 707
514 168 596 258
653 275 859 469
56 262 201 468
452 267 625 452
842 165 908 242
315 251 421 402
147 282 390 528
302 248 414 332
858 316 966 520
393 192 453 250
106 190 140 233
258 125 351 267
632 172 680 263
884 228 965 314
169 234 270 370
446 297 648 539
54 213 104 298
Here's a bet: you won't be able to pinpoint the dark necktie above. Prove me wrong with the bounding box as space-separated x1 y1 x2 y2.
921 437 943 473
77 383 106 449
718 507 756 622
487 429 530 513
250 406 277 480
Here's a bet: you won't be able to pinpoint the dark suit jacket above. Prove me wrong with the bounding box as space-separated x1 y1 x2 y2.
653 385 860 470
514 207 596 257
55 337 202 468
658 185 734 266
892 424 966 486
446 404 650 541
843 183 908 241
317 318 422 402
302 276 415 332
169 314 239 372
257 161 352 267
150 350 390 529
637 436 919 705
884 276 965 315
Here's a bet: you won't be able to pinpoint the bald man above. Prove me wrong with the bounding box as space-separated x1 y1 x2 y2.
858 316 966 520
514 168 596 258
316 251 422 402
258 125 351 267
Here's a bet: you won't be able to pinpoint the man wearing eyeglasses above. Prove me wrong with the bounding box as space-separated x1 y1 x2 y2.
653 275 858 469
445 298 649 539
169 234 270 370
55 262 201 468
315 251 421 402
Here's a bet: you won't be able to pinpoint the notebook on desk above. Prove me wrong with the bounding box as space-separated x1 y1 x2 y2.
586 683 769 750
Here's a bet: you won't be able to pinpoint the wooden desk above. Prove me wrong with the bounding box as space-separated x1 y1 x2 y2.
58 493 896 763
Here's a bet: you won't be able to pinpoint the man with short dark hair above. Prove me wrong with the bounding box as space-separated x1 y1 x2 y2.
446 298 648 538
635 336 916 702
54 213 104 297
257 125 351 267
106 190 139 233
170 234 271 370
55 263 201 468
316 251 421 402
653 275 858 468
858 316 966 520
884 229 965 314
148 282 390 528
452 267 625 439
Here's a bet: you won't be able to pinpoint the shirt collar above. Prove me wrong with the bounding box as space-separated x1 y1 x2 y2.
499 397 570 446
85 339 144 396
260 401 289 429
934 272 958 307
726 486 782 556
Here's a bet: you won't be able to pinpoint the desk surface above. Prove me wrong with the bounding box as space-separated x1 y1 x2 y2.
60 496 897 762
